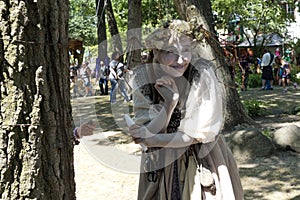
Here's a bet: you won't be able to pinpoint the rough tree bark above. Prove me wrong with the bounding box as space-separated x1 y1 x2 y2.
0 1 75 199
173 0 254 130
127 0 142 68
96 0 108 60
106 0 123 54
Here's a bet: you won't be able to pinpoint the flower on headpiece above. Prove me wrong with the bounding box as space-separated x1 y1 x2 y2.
144 20 195 50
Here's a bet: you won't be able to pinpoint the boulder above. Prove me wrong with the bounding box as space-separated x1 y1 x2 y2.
273 125 300 153
226 128 274 161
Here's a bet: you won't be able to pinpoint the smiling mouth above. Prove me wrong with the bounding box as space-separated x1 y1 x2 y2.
171 65 184 69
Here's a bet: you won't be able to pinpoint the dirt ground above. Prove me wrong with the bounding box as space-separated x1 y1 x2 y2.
73 86 300 200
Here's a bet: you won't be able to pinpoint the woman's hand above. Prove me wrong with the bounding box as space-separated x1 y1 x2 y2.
154 76 179 106
77 121 96 138
128 125 155 145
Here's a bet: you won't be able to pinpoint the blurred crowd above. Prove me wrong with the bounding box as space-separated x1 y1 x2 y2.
69 51 137 103
224 47 299 93
69 46 299 101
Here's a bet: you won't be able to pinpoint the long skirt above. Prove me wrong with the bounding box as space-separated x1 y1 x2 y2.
137 135 244 200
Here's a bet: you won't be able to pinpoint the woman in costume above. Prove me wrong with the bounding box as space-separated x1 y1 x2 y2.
127 20 244 200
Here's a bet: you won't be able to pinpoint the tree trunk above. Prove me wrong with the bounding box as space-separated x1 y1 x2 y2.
0 1 75 199
127 0 142 68
106 0 123 53
96 0 108 61
173 0 254 130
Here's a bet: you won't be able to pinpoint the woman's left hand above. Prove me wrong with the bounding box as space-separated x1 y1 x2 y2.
77 121 97 138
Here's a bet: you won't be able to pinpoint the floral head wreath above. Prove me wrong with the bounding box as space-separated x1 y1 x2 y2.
144 19 202 50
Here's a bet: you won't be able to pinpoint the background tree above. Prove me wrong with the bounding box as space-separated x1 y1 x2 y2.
96 0 108 60
212 0 296 57
173 0 253 129
141 0 178 29
93 0 124 59
111 0 178 31
69 0 178 58
106 0 123 54
0 1 75 199
69 0 97 46
127 0 142 68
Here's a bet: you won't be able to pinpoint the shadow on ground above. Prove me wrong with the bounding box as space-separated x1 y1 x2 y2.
72 87 300 200
72 94 134 145
239 151 300 200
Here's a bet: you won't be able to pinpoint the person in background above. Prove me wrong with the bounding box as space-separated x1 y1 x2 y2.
108 51 131 103
108 51 121 103
275 56 298 92
254 57 262 74
99 60 109 95
223 48 236 81
275 48 281 57
260 49 275 90
284 49 292 63
70 62 79 98
273 57 280 86
116 61 131 102
239 51 251 91
79 62 94 97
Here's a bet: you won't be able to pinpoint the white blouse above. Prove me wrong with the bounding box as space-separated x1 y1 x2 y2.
177 59 223 143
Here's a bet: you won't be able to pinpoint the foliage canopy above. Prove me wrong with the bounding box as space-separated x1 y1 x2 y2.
68 0 300 54
69 0 97 46
68 0 178 45
212 0 297 48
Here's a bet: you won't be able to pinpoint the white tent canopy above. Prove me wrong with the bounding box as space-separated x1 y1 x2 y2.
238 33 283 47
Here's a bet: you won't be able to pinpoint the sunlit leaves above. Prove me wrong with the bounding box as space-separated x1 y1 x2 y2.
211 0 295 37
111 0 178 31
69 0 179 45
69 0 97 45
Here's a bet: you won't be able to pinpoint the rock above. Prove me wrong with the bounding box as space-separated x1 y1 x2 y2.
273 125 300 152
226 128 274 161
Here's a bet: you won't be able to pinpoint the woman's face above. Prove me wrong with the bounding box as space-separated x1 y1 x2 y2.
156 37 192 77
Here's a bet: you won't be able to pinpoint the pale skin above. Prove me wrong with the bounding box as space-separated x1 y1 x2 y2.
129 37 199 148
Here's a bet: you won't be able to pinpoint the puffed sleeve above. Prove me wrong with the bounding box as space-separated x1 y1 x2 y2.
177 59 224 143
